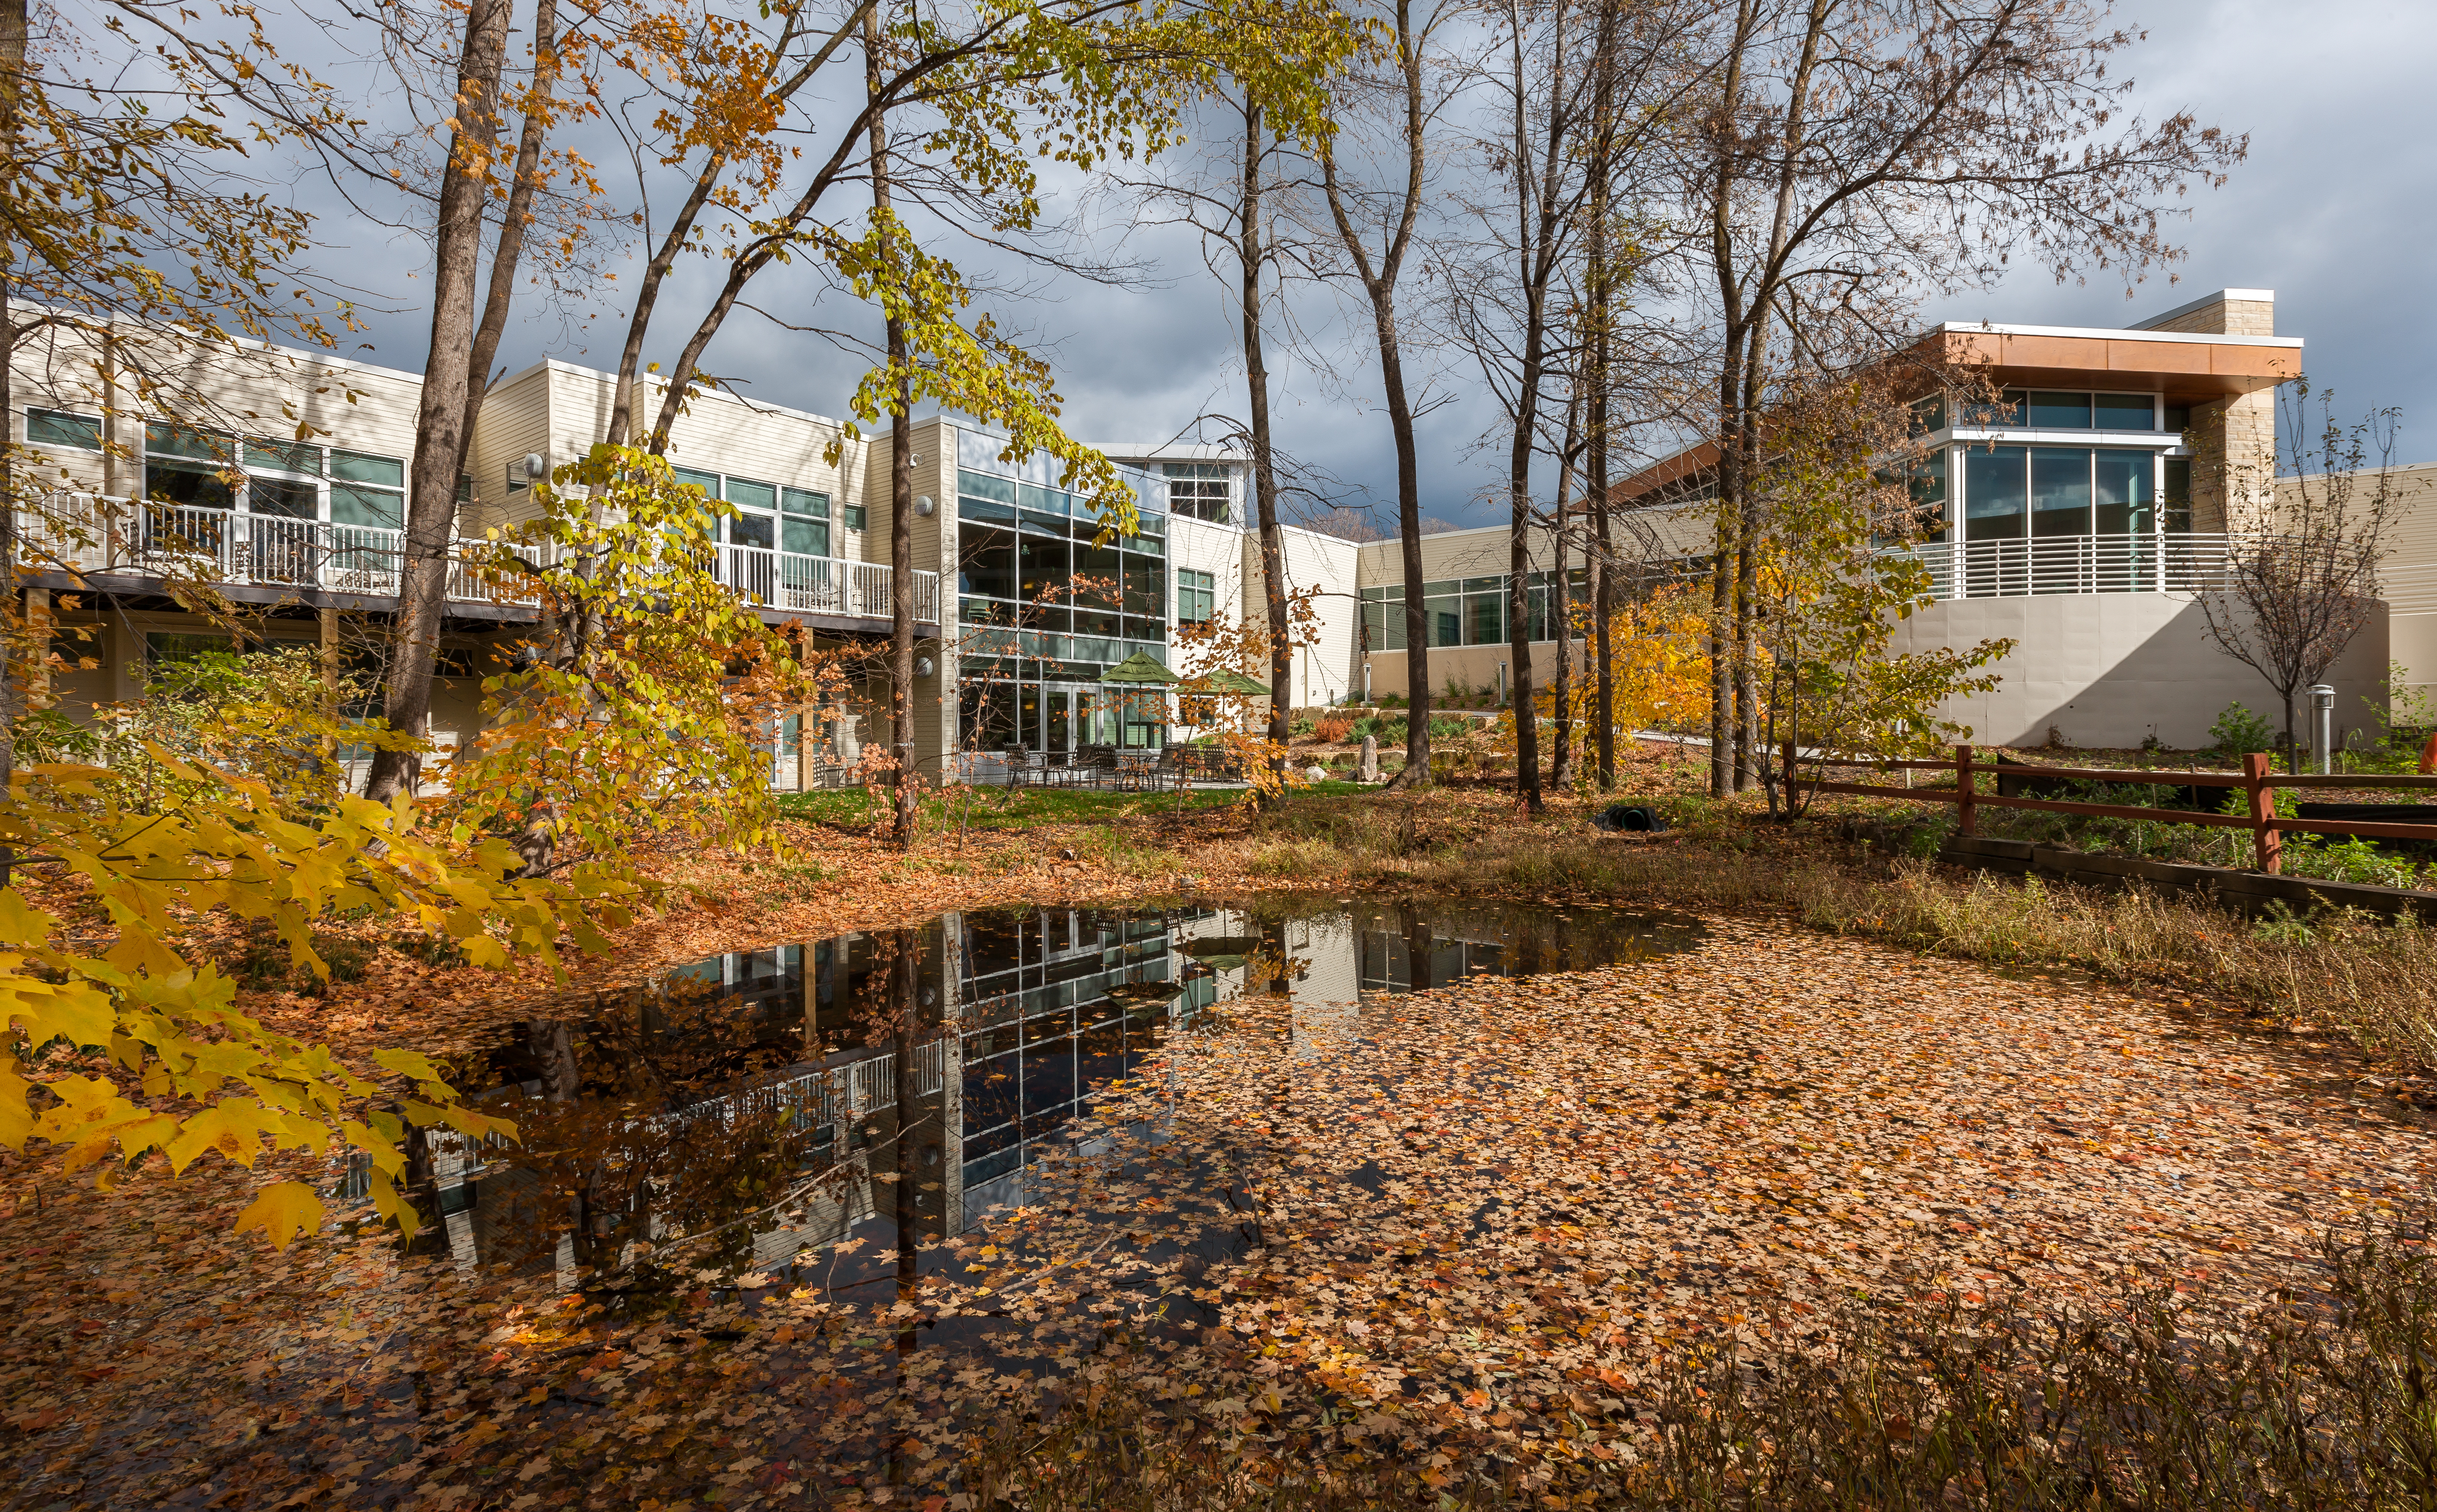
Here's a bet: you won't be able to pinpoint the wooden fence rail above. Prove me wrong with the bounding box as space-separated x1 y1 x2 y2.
1808 747 2437 876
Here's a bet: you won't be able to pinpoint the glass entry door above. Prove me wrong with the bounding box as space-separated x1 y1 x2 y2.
1045 686 1074 757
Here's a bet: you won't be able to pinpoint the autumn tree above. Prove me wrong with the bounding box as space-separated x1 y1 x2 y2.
2199 381 2402 773
1314 0 1456 787
1667 0 2247 797
1132 0 1356 781
1740 375 2009 819
368 0 598 803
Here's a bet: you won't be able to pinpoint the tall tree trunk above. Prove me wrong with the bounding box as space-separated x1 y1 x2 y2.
866 6 919 845
1501 0 1563 816
460 0 559 454
367 0 515 805
1318 0 1434 789
1586 0 1616 791
1238 100 1290 780
0 0 20 885
1549 394 1579 790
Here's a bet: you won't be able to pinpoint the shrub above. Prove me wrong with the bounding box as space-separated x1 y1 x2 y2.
2208 700 2278 759
1313 713 1355 743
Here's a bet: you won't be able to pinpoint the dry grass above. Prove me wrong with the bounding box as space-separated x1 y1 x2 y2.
970 1220 2437 1511
1234 790 2437 1073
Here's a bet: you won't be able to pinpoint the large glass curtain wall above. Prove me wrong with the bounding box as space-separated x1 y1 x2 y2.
1942 444 2184 594
1359 572 1569 652
955 430 1169 754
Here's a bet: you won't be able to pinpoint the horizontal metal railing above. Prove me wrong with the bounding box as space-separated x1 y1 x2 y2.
711 542 938 622
21 493 938 624
1878 531 2233 599
20 492 541 606
671 1037 952 1134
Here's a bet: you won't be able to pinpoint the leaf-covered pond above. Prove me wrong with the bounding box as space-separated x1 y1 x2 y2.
385 896 1700 1287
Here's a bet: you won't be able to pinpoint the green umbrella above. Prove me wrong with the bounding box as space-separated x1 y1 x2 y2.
1102 650 1182 685
1191 667 1272 698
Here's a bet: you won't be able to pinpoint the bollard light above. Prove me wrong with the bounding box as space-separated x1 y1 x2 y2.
2310 683 2336 775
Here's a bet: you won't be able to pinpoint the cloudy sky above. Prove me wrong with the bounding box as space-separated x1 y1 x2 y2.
320 0 2437 533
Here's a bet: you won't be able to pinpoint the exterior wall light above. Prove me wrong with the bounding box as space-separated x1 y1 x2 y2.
523 452 547 481
915 495 936 517
915 656 936 677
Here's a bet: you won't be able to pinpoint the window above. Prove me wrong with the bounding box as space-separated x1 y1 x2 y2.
244 439 320 475
145 423 236 510
843 504 866 531
27 409 101 452
2094 393 2157 431
782 487 830 558
2164 458 2192 533
1360 585 1406 651
1907 394 1945 436
145 631 238 670
2027 392 2092 429
1961 447 2164 541
1122 559 1164 618
316 449 409 530
2093 452 2152 535
330 450 403 487
252 479 319 519
1962 446 2028 538
1462 578 1505 645
2030 447 2091 537
726 476 777 550
962 526 1017 600
1908 448 1949 541
1164 463 1232 524
1176 569 1215 625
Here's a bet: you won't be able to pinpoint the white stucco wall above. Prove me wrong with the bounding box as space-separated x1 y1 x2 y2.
1889 592 2391 751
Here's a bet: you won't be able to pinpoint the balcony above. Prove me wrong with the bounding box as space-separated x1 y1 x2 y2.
710 543 938 624
19 493 937 629
1878 532 2234 599
20 492 544 611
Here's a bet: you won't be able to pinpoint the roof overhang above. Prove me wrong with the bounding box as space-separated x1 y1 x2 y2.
1915 323 2302 399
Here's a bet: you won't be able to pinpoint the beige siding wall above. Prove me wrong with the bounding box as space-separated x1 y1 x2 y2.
11 323 422 501
2282 461 2437 707
463 363 553 533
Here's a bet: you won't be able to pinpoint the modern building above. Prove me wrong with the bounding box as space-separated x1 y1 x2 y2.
15 285 2398 780
1599 287 2393 750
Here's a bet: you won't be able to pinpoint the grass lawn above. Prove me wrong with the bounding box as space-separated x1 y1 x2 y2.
774 778 1376 830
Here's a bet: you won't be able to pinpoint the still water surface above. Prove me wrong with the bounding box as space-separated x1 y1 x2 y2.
391 896 1698 1287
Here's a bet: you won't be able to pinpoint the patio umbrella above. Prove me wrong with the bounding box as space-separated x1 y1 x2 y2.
1101 650 1182 685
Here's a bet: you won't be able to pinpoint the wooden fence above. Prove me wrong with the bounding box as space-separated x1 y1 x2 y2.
1808 747 2437 876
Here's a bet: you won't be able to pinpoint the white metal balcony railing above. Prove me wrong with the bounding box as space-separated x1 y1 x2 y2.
21 492 537 604
19 492 936 623
1878 531 2235 599
711 542 938 622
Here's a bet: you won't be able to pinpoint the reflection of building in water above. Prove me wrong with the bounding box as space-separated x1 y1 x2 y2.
407 901 1682 1280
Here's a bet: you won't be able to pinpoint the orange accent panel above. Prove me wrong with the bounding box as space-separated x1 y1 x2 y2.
2109 339 2212 375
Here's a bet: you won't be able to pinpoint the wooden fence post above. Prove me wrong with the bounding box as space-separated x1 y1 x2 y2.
2243 751 2281 874
1956 744 1976 836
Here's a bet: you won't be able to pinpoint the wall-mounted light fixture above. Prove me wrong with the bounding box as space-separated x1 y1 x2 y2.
523 452 547 481
915 494 936 517
915 656 936 677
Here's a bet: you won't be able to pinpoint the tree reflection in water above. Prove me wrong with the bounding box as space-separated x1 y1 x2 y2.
396 898 1696 1308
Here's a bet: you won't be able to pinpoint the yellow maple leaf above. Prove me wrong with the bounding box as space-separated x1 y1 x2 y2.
163 1097 289 1173
232 1181 324 1250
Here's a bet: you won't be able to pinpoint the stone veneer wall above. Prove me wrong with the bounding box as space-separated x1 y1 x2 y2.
2141 293 2279 533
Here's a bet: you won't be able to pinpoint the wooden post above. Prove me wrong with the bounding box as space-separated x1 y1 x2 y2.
1955 744 1976 836
318 606 340 710
2244 751 2280 874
